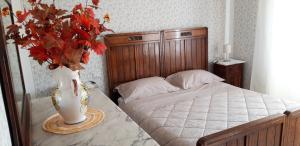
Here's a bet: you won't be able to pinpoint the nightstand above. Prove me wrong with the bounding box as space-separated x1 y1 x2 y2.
213 59 245 88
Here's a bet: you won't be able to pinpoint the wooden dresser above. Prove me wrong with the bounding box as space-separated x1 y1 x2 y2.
31 88 159 146
213 59 245 88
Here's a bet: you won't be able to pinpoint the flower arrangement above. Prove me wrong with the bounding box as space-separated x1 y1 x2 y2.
2 0 111 70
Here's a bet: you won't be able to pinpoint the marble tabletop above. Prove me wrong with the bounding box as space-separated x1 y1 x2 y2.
31 89 159 146
216 59 246 66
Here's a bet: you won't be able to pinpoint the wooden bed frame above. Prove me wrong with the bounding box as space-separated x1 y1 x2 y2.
104 27 300 146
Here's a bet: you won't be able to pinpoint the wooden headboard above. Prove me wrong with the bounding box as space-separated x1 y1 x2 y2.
161 27 208 77
105 27 208 95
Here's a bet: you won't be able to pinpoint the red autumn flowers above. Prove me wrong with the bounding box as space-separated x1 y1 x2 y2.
4 0 111 70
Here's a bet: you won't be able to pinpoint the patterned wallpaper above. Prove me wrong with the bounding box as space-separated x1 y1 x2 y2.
28 0 226 97
232 0 258 89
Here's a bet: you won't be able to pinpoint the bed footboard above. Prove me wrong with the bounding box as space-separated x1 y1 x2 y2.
197 114 285 146
283 108 300 146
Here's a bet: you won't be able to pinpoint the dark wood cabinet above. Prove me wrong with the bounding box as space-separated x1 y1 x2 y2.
213 60 245 88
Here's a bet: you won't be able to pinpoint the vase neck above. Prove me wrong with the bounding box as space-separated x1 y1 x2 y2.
53 67 81 95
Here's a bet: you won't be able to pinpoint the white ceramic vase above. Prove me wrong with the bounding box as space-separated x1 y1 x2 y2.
51 66 89 124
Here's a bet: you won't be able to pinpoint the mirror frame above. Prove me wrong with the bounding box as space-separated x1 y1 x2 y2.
0 8 31 146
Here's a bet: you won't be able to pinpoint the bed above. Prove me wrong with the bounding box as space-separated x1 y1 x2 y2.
104 27 300 146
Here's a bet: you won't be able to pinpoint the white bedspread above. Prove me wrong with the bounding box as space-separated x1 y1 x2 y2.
119 82 299 146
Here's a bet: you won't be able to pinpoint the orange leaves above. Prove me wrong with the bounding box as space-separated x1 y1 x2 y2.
91 41 106 55
27 21 36 33
5 0 111 71
16 10 30 23
81 51 90 64
29 45 48 64
6 24 21 36
28 0 36 3
49 4 67 17
48 47 62 65
85 7 95 18
73 28 91 40
71 8 98 31
78 40 92 48
79 15 91 29
1 7 10 17
92 0 100 6
16 11 22 16
72 4 83 14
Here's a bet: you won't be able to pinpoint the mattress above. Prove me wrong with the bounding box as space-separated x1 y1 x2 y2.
119 82 299 146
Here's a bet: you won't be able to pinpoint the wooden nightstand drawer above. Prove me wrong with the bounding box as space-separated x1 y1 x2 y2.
213 65 226 79
213 59 245 88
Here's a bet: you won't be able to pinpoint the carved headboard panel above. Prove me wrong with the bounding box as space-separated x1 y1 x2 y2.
105 31 161 94
105 27 208 95
161 27 208 77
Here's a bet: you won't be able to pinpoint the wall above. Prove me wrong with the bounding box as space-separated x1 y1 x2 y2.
22 0 226 97
232 0 258 89
224 0 235 45
0 83 12 146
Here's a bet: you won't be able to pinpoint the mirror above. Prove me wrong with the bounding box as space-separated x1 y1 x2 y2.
0 0 25 125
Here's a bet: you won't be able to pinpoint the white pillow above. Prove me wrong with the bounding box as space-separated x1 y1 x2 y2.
116 77 180 103
166 70 224 89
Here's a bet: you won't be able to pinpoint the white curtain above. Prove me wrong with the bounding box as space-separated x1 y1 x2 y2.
251 0 300 100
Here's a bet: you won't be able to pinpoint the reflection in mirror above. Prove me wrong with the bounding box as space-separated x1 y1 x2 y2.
0 0 25 123
0 82 12 146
